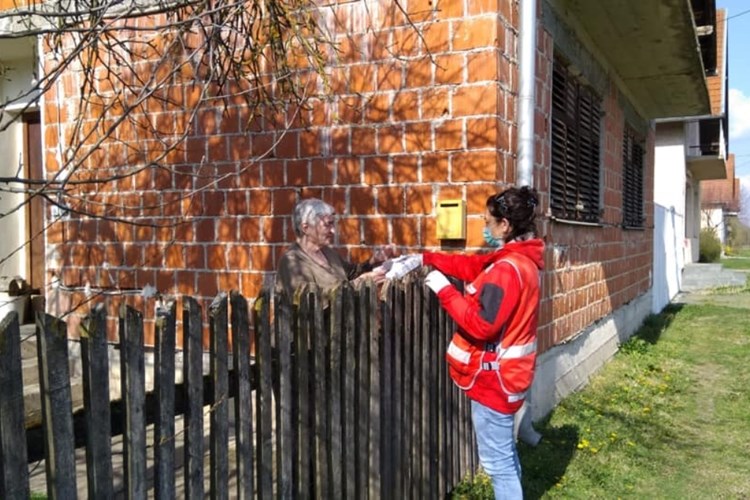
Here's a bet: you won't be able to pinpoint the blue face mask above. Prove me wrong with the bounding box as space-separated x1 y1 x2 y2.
483 227 504 248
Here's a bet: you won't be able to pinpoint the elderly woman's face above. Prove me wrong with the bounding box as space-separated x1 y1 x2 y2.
303 214 336 247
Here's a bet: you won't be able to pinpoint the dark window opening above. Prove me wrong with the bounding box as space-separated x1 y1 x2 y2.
550 58 602 223
622 127 645 229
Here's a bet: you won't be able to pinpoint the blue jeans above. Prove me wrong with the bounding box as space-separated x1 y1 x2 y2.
471 400 523 499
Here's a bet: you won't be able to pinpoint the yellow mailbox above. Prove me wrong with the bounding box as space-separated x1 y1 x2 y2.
436 199 466 240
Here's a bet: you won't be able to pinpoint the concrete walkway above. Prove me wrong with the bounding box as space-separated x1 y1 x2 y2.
678 263 747 293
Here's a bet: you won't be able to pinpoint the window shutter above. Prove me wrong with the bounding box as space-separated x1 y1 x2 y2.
551 59 602 223
622 128 645 228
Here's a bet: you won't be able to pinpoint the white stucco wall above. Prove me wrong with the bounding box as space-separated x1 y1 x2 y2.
652 123 688 313
0 39 39 285
701 207 725 245
0 122 28 280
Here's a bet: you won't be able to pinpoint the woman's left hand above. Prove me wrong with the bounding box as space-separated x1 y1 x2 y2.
353 267 387 287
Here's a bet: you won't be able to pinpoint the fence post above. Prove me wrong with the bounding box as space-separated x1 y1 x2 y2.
295 288 312 499
342 284 356 499
81 304 113 499
209 293 229 500
120 305 147 499
154 301 176 500
0 311 30 499
230 291 253 500
274 293 293 499
255 290 273 499
311 286 329 500
367 282 381 498
183 296 204 499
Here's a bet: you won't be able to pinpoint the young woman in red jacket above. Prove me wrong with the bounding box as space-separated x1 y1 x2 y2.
422 186 544 499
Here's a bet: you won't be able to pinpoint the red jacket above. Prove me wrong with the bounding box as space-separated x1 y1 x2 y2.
423 239 544 414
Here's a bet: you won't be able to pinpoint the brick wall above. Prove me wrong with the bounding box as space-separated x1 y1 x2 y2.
42 2 521 341
534 27 655 351
42 1 654 351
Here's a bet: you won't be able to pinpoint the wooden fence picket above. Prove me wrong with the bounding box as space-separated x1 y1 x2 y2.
81 304 113 499
230 291 253 500
154 301 176 500
209 293 229 500
183 296 204 499
37 313 77 499
1 280 476 499
0 312 30 499
120 305 147 499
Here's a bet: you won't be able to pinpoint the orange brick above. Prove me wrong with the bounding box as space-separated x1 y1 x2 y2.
422 19 450 53
467 50 498 83
435 119 463 151
452 151 498 182
331 127 350 155
452 17 497 51
364 94 391 123
421 217 439 247
466 117 498 149
378 126 404 154
363 218 389 245
262 217 286 243
377 186 404 214
338 96 363 124
423 153 450 182
311 159 334 185
453 85 498 116
227 244 251 269
338 217 361 243
422 87 450 119
263 161 285 187
466 184 499 214
405 0 436 22
392 27 419 57
206 245 227 270
404 122 432 153
338 157 361 184
350 187 376 215
217 218 237 242
352 127 377 155
299 130 321 156
251 245 274 271
392 217 419 246
392 155 419 183
463 218 484 247
405 58 433 89
165 244 185 268
248 190 272 215
377 64 403 91
364 156 389 185
406 185 434 214
186 245 205 268
197 272 219 297
436 0 464 19
393 91 420 121
350 64 375 93
273 188 297 215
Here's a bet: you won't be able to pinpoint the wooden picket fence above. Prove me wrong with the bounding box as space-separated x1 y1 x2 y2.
0 277 476 499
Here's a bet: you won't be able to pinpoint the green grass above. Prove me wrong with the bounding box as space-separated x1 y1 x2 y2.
453 301 750 499
720 257 750 270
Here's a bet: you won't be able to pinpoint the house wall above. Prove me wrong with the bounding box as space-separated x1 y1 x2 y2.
42 1 656 421
653 122 687 313
0 46 37 283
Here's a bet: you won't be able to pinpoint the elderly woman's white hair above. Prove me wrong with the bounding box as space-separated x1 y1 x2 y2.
292 198 335 237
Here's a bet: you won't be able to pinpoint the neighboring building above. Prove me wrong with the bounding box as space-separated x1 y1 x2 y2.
1 1 715 421
652 3 729 313
0 34 44 296
701 153 741 246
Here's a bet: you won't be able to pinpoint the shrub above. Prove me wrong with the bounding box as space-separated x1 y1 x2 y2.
699 228 722 262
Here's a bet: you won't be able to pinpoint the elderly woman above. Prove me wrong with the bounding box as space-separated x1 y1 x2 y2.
275 198 390 298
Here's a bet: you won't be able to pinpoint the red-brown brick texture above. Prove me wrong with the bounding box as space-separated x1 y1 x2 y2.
43 1 655 353
42 2 520 340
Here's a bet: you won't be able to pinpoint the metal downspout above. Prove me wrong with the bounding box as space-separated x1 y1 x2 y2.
516 0 537 187
514 0 543 447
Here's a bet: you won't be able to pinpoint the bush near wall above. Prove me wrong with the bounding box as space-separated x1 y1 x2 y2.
699 228 722 263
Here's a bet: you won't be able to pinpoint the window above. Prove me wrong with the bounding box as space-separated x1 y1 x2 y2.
622 127 645 228
550 58 602 223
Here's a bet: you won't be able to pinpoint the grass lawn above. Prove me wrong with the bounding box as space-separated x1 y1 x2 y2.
720 257 750 270
452 300 750 499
